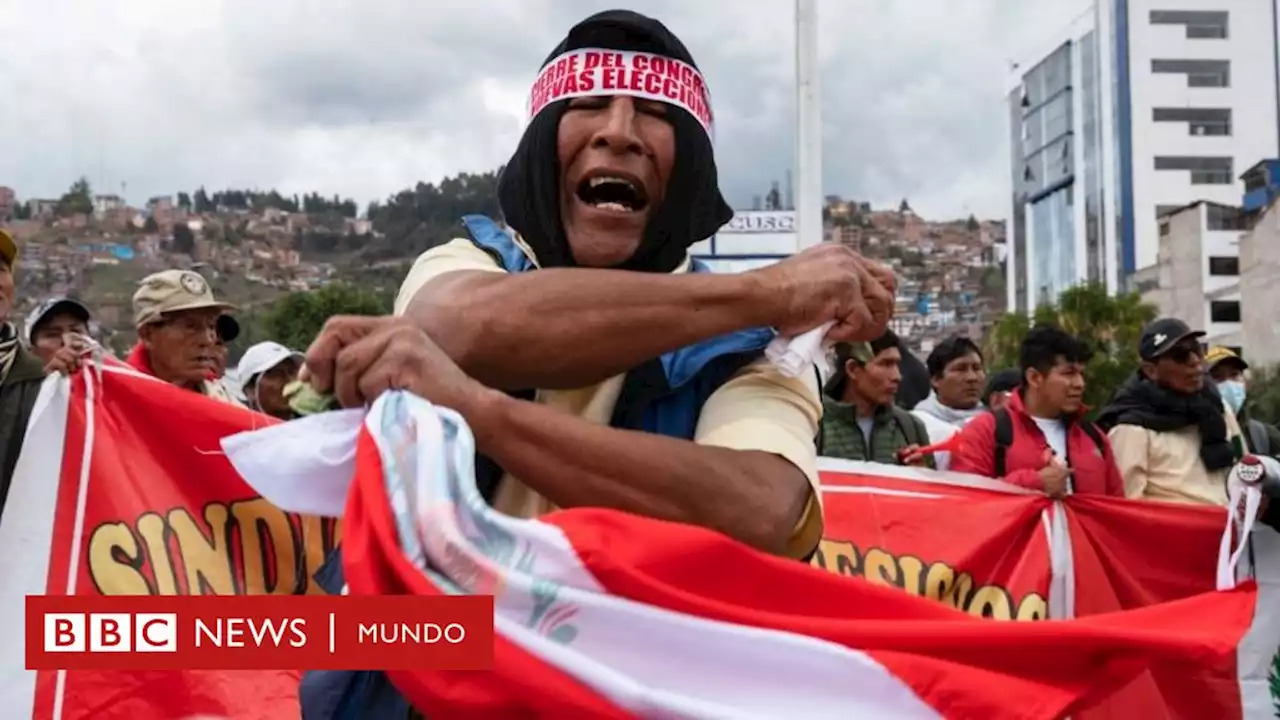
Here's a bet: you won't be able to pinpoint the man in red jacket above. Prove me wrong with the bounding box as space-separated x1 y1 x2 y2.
951 325 1124 497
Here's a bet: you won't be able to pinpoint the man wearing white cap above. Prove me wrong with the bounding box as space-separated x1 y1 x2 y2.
237 341 303 419
25 296 94 374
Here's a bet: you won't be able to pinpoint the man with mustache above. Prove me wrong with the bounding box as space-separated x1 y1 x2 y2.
297 10 896 717
125 270 241 405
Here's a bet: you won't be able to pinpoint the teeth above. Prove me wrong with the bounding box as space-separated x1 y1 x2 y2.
589 176 635 190
593 201 632 212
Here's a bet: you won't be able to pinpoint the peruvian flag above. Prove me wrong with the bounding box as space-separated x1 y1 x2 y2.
225 391 1257 720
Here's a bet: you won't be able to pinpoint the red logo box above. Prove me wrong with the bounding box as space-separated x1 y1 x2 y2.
27 595 494 671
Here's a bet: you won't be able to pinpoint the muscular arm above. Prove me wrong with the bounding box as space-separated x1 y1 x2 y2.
457 386 812 557
403 267 775 391
438 355 824 558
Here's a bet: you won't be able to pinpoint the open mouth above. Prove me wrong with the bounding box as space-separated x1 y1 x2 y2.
575 171 649 214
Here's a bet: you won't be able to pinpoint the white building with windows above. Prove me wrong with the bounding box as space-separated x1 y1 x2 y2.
1005 0 1279 317
691 210 795 273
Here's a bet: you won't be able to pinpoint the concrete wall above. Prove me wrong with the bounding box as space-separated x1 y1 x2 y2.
1156 204 1209 326
1240 200 1280 365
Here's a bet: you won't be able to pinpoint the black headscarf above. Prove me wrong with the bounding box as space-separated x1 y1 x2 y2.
1095 372 1235 472
497 10 732 273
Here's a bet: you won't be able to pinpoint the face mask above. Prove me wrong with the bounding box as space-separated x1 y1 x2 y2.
1218 380 1246 415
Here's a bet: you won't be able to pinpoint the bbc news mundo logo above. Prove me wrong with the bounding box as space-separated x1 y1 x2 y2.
26 595 494 671
44 613 178 653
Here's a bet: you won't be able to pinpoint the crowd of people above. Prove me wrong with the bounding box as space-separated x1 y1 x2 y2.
0 233 308 487
0 8 1275 716
822 314 1279 526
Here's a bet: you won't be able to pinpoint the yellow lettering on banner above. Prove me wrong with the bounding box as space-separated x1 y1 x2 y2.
136 512 179 595
816 536 1043 621
170 505 236 595
863 548 901 589
233 499 300 595
810 539 859 576
967 585 1013 620
1016 593 1049 621
923 562 958 605
86 501 342 597
301 514 335 595
897 555 926 596
87 522 153 595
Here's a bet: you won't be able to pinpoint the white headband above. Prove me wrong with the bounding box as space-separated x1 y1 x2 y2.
526 47 714 136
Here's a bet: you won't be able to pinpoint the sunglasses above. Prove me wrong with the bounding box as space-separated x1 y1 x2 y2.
1161 344 1203 365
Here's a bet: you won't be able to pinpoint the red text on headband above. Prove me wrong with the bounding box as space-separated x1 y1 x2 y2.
527 48 714 136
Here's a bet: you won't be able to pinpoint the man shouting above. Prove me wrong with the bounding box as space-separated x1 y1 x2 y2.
298 10 895 717
309 9 893 558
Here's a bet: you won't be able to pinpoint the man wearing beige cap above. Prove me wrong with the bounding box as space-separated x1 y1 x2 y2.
124 269 241 405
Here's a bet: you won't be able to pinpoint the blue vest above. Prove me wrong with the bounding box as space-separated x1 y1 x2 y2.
299 215 774 719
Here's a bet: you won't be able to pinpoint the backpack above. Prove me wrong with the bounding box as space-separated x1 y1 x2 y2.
1247 419 1271 456
992 408 1106 478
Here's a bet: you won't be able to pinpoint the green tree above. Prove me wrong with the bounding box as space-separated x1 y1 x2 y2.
12 201 31 220
177 192 193 211
1246 363 1280 427
143 216 159 233
261 282 393 351
364 169 501 260
193 187 212 213
983 283 1156 414
966 214 980 232
898 197 912 214
57 177 93 216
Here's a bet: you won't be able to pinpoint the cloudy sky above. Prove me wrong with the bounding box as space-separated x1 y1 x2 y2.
1 0 1089 221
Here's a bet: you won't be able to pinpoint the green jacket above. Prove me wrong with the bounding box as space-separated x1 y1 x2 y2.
1 344 46 510
819 395 932 467
1240 409 1280 458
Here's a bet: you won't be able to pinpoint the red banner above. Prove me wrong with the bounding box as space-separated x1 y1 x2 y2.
813 458 1267 718
815 464 1052 622
1 367 1270 718
12 368 337 719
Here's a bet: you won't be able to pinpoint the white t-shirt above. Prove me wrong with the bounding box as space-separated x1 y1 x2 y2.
1032 417 1069 460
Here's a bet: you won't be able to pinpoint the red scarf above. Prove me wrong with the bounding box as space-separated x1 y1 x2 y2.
124 343 155 376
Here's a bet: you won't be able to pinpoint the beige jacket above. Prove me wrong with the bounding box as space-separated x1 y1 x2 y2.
1108 402 1242 506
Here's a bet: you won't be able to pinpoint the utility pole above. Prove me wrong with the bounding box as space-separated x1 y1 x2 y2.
795 0 823 251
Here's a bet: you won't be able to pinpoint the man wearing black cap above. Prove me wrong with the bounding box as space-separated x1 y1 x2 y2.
1097 318 1243 505
983 369 1021 412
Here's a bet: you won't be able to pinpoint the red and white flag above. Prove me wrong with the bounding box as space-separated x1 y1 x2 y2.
226 390 1257 719
0 364 1273 718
